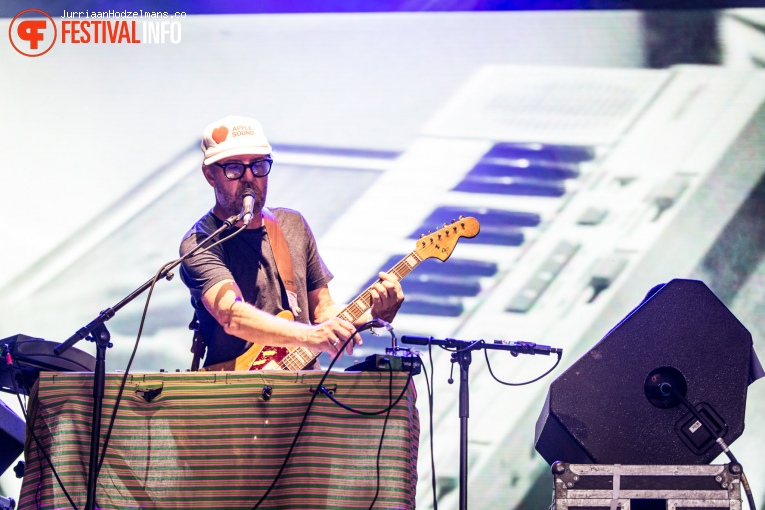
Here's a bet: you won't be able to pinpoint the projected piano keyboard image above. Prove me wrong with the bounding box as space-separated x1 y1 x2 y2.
319 65 765 509
1 64 764 510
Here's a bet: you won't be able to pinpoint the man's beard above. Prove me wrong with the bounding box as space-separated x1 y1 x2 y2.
217 185 266 219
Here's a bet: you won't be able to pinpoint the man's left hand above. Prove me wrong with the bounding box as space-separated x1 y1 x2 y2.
369 271 404 323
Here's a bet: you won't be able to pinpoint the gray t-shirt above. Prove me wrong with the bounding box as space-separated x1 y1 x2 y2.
179 208 333 367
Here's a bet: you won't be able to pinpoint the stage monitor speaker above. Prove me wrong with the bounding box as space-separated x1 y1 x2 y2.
0 399 24 475
535 279 755 465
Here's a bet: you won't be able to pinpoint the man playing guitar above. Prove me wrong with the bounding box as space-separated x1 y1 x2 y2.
179 115 405 371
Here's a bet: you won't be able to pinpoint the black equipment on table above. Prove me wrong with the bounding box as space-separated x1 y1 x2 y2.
0 399 24 476
1 333 96 395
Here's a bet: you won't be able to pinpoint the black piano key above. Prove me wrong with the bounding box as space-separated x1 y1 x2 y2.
468 161 579 181
357 275 482 298
400 296 464 317
483 143 595 163
468 227 525 246
369 255 499 279
453 178 566 197
402 276 481 297
415 206 541 229
409 225 525 246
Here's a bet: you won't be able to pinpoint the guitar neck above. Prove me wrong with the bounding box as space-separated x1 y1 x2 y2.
282 250 424 370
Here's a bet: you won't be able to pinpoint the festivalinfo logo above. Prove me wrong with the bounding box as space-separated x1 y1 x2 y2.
9 8 185 57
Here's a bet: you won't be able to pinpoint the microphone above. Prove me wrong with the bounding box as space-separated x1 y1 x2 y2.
493 340 562 356
400 335 432 346
241 189 256 226
400 335 562 356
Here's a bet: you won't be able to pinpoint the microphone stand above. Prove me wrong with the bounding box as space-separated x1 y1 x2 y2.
53 213 241 510
400 336 558 510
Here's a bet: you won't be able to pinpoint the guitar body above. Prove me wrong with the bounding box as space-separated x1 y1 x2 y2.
199 217 480 372
200 310 297 372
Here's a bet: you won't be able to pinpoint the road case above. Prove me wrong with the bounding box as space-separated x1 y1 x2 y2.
551 462 742 509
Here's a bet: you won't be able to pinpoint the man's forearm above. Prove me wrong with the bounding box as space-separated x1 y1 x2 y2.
224 299 311 348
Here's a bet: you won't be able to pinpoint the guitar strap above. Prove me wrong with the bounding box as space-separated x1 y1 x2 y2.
262 207 302 319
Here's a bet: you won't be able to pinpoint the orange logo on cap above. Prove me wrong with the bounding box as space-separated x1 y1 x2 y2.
211 126 228 144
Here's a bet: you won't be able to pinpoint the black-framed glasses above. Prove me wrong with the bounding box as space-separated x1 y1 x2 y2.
215 157 273 180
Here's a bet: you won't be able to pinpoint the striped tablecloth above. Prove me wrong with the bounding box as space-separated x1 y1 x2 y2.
19 371 419 509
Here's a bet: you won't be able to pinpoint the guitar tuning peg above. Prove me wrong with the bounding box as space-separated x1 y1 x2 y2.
458 215 464 220
451 218 456 223
420 233 425 238
443 223 448 227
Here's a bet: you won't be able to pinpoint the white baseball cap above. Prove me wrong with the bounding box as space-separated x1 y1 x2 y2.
201 115 272 165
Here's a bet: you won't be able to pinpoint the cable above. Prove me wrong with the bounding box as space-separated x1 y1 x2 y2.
3 345 79 510
318 316 412 416
483 347 562 386
318 372 405 508
251 322 369 510
315 326 415 508
367 361 394 510
318 372 412 415
403 341 438 509
21 215 247 506
187 218 250 259
250 368 326 510
425 343 438 510
95 260 168 476
438 340 483 355
740 472 756 510
97 220 250 477
661 383 756 510
252 319 407 509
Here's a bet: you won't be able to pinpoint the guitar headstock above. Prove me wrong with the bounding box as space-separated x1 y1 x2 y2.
413 216 480 262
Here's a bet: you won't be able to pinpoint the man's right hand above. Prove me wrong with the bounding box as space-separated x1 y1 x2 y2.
303 317 357 357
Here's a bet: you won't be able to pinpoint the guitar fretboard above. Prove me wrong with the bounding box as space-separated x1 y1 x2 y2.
281 250 424 370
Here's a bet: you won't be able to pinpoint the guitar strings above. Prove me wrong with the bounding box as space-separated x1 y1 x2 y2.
277 253 421 372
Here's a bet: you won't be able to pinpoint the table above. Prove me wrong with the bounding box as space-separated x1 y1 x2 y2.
19 371 419 509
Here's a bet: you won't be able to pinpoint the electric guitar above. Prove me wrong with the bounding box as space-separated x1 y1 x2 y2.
200 217 480 372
